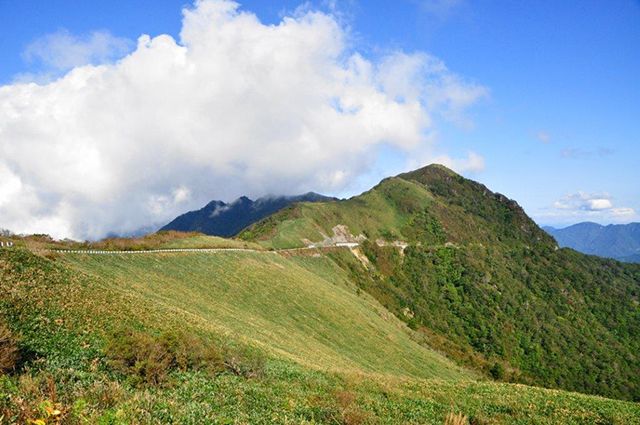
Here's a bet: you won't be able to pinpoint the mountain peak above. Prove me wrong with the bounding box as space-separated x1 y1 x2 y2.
204 200 227 209
400 163 460 180
424 163 459 174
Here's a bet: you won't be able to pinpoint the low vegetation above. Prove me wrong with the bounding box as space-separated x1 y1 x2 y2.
105 329 225 386
350 242 640 400
0 321 19 374
104 328 267 387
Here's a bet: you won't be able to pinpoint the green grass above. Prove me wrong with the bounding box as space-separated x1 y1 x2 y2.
2 245 639 423
60 249 464 379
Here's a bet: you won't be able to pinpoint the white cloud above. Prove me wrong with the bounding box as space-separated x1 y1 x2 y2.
23 29 133 73
552 192 615 212
536 131 550 144
0 0 486 240
538 191 637 224
586 198 612 210
430 152 485 174
417 0 464 20
377 52 488 127
611 207 635 217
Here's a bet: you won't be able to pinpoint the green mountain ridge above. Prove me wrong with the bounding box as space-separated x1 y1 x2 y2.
241 164 640 401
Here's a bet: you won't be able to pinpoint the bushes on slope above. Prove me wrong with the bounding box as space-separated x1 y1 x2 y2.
0 321 19 374
105 329 265 386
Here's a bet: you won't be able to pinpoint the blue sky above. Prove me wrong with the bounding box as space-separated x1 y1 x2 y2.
0 0 638 238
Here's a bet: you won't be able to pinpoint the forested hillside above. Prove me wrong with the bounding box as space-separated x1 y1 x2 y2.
242 164 640 401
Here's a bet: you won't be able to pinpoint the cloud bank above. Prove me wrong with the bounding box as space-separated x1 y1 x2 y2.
0 0 486 240
536 191 637 225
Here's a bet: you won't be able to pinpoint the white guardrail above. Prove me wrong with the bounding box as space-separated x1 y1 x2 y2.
53 248 265 254
51 244 359 255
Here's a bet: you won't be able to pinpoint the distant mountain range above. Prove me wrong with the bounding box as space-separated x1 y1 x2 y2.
161 192 337 237
543 222 640 263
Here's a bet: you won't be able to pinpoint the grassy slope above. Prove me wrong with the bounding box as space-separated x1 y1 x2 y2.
2 247 639 424
157 234 263 250
239 165 640 401
239 177 435 249
59 250 463 379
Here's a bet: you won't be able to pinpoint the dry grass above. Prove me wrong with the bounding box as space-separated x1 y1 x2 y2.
331 390 371 425
18 230 266 254
0 321 19 373
444 411 469 425
1 374 65 424
86 230 203 250
17 230 204 252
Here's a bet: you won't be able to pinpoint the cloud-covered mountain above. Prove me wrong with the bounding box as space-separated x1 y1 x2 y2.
544 222 640 263
161 192 336 237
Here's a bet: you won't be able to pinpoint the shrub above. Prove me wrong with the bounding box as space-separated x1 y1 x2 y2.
106 329 268 385
0 321 19 374
157 331 224 374
105 330 170 385
489 362 505 380
380 229 398 241
105 329 224 385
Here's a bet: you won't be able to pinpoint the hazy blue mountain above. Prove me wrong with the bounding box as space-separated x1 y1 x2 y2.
544 222 640 262
618 253 640 263
161 192 337 237
104 224 162 239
